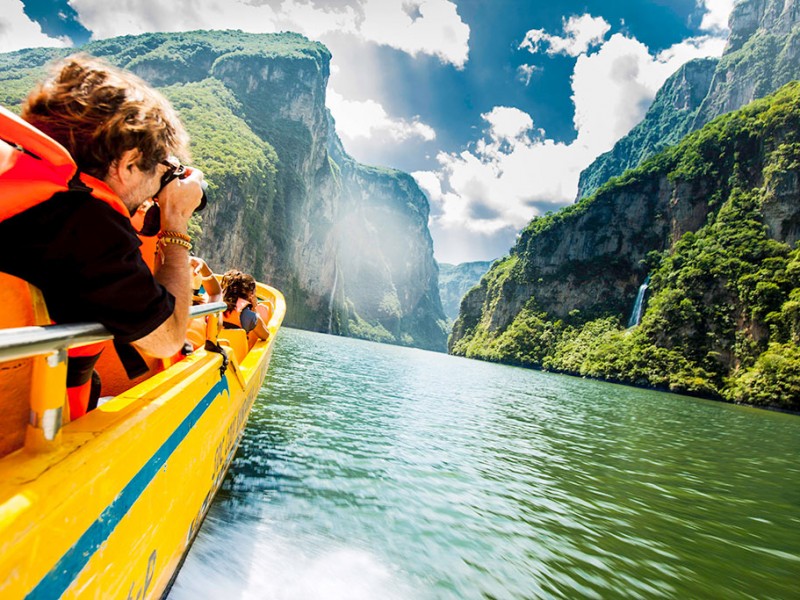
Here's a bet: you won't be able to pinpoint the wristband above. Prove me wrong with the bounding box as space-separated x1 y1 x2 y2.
159 236 192 250
156 236 192 265
158 230 191 242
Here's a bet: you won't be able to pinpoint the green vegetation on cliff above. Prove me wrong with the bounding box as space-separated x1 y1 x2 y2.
451 82 800 410
162 78 279 251
579 0 800 200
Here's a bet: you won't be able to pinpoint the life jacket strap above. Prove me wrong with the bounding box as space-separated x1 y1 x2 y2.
204 339 229 379
113 340 150 380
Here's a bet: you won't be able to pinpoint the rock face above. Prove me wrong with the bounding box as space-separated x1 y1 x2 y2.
326 125 448 349
577 59 717 200
0 31 448 350
450 173 689 349
578 0 800 199
438 261 493 322
693 0 800 126
450 81 800 409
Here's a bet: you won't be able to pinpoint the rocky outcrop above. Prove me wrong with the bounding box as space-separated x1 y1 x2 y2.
0 31 448 350
692 0 800 127
326 125 448 349
450 174 687 347
578 0 800 199
438 261 492 322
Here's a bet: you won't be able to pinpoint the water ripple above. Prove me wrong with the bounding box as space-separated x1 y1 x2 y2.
170 328 800 600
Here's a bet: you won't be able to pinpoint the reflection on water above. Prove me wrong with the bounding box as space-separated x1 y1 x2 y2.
169 328 800 599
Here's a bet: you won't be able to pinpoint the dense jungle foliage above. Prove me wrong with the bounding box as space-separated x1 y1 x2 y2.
451 83 800 410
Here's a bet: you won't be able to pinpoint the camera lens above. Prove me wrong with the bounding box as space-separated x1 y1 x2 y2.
196 181 208 213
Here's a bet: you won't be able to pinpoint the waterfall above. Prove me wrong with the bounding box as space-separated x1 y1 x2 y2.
627 275 650 328
327 259 339 334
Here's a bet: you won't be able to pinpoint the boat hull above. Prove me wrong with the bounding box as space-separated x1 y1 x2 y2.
0 286 283 599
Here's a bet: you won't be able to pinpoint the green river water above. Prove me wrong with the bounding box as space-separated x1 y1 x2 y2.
169 327 800 599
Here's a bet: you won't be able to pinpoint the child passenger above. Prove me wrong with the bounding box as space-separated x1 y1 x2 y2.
220 269 270 342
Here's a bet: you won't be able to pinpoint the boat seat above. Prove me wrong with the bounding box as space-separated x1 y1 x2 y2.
256 301 273 325
0 273 50 457
186 317 207 350
218 328 248 364
93 343 165 397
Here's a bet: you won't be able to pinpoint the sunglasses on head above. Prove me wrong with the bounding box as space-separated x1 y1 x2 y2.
138 158 208 237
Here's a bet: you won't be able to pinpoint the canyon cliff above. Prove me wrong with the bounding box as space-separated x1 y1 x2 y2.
450 84 800 409
578 0 800 199
438 261 493 323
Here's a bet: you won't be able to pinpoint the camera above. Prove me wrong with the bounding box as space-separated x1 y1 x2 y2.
160 161 208 213
138 159 208 237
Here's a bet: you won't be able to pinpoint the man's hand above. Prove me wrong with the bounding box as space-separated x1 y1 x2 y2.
157 167 204 233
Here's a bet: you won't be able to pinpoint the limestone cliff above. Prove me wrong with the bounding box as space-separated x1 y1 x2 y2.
693 0 800 126
0 31 448 350
326 121 448 349
438 262 492 323
577 58 717 199
578 0 800 199
451 82 800 409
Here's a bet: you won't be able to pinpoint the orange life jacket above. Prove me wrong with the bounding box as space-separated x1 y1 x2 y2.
0 106 128 221
0 106 134 418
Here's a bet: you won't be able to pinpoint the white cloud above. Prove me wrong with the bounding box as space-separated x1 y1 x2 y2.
69 0 283 38
359 0 469 67
327 89 436 143
520 14 610 57
412 170 443 203
517 64 539 86
572 32 726 156
66 0 467 67
278 0 360 40
426 14 729 262
419 109 589 239
484 106 533 143
699 0 735 33
0 0 71 52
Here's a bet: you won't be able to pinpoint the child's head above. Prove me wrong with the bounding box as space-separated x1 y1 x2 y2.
221 269 256 312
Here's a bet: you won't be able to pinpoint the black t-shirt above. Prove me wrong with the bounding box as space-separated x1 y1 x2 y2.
0 190 174 343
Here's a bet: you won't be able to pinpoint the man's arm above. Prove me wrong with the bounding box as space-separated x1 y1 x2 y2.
132 243 191 356
132 169 203 357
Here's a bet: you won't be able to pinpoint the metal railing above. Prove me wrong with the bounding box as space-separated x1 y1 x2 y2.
0 301 226 363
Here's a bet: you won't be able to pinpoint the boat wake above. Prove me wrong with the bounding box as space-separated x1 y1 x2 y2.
169 507 415 600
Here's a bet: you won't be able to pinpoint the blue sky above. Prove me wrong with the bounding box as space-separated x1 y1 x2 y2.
3 0 734 263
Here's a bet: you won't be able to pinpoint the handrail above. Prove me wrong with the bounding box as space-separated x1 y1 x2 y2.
188 301 227 319
0 301 226 363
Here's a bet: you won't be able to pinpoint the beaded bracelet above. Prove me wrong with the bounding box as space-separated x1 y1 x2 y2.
158 230 191 242
155 236 191 265
159 236 192 250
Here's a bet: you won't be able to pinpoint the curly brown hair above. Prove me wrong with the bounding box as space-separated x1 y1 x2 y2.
21 54 190 179
221 269 256 313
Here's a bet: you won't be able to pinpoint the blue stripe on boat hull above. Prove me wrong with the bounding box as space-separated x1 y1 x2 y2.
27 376 230 599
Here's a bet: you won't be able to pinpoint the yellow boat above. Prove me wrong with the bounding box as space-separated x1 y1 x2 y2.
0 277 284 599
